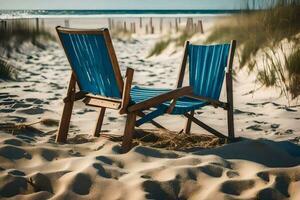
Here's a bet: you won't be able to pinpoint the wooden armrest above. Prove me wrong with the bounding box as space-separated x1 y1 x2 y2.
119 67 134 114
186 94 228 109
128 86 193 112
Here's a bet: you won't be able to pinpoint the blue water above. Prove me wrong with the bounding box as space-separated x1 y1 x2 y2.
0 9 241 19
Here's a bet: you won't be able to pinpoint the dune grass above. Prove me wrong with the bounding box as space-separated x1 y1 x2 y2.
207 2 300 66
206 1 300 100
148 39 172 57
148 30 195 57
286 48 300 99
0 58 17 80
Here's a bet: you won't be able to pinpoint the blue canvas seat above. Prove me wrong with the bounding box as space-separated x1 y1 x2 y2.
131 86 208 115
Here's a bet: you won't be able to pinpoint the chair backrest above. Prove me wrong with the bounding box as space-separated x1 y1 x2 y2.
188 43 231 100
56 27 122 99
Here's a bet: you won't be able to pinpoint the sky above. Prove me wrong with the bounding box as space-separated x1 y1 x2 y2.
0 0 248 10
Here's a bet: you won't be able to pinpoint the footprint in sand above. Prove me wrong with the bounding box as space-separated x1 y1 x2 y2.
220 179 255 195
41 148 58 161
1 99 17 105
8 169 26 176
234 109 263 116
108 117 117 122
226 170 239 178
275 129 294 135
0 145 31 160
11 102 32 109
199 164 224 178
246 124 263 131
257 188 288 200
72 173 92 195
25 98 44 104
3 138 23 146
0 108 15 113
18 107 45 115
29 173 53 193
142 179 180 200
0 176 28 197
93 163 112 178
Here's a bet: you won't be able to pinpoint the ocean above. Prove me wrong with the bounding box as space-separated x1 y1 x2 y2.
0 9 240 19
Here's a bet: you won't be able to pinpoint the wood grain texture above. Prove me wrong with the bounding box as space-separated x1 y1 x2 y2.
56 73 76 143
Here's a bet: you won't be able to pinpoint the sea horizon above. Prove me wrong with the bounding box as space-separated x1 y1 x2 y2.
0 9 242 19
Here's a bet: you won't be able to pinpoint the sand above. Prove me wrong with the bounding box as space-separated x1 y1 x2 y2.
0 16 300 199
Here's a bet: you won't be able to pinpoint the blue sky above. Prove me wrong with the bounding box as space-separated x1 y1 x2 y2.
0 0 247 10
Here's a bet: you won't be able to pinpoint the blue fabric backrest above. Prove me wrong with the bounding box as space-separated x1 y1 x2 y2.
188 43 231 100
58 31 121 98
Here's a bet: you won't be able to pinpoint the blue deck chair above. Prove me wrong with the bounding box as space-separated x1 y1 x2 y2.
130 40 236 140
55 27 192 152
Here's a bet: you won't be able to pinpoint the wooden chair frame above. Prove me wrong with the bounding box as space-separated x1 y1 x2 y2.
170 40 236 140
55 27 193 152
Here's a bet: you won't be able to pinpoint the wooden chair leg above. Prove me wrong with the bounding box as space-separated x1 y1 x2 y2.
122 112 136 153
94 107 106 137
56 73 76 143
226 73 235 140
227 106 234 140
184 110 194 134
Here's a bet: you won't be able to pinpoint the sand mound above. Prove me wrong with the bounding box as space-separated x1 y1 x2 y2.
0 129 300 200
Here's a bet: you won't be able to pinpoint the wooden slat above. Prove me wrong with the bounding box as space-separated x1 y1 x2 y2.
56 26 105 35
56 73 76 143
128 86 193 112
226 40 236 140
83 97 121 110
85 93 121 103
184 110 194 134
103 29 124 95
120 67 134 114
122 112 136 153
184 113 227 139
176 41 190 88
94 108 106 137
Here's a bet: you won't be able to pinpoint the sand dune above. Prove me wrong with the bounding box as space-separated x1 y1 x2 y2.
0 130 300 199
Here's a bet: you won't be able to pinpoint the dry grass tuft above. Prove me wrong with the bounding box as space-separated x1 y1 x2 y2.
40 119 59 127
0 58 17 80
104 129 227 151
133 129 227 151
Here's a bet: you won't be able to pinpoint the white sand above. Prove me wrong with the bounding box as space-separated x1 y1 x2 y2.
0 17 300 199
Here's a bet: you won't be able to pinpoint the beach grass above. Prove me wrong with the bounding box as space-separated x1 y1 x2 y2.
286 48 300 99
148 39 171 57
0 58 17 80
206 1 300 100
207 2 300 66
148 30 195 57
